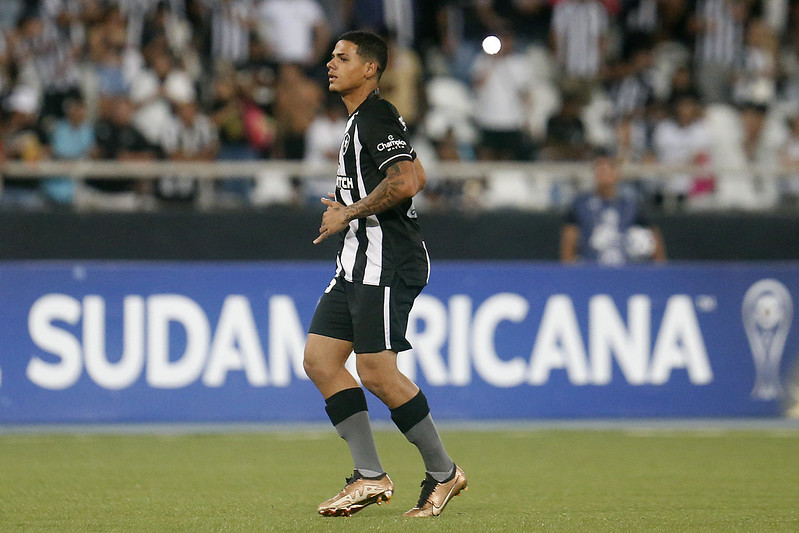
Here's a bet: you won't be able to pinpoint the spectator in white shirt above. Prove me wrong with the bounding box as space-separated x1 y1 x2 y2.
256 0 331 67
650 92 714 210
470 28 532 160
302 94 348 203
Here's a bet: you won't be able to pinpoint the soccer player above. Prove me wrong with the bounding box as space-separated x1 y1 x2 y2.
305 30 467 518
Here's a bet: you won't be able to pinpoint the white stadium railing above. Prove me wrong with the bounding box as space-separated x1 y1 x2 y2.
2 160 798 211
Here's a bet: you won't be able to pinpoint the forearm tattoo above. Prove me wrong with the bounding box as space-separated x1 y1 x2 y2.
345 162 410 220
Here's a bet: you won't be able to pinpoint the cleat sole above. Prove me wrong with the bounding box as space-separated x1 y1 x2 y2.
318 490 392 517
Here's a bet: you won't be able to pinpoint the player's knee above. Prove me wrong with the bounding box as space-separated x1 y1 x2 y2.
356 362 390 396
358 373 385 398
303 349 327 384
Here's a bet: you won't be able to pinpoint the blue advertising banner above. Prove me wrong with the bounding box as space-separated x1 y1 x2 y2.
0 262 797 424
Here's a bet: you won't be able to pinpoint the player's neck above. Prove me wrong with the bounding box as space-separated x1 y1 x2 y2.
340 82 379 115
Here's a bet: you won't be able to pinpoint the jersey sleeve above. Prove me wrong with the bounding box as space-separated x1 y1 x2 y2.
360 102 415 173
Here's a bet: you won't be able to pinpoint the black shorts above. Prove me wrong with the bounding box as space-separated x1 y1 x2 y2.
308 276 423 354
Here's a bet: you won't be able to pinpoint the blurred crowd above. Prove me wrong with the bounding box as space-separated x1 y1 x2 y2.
2 0 799 212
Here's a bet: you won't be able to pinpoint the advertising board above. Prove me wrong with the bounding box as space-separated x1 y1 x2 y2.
0 262 796 423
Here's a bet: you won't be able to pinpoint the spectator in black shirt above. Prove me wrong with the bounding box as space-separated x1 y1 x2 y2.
91 96 159 204
541 92 591 161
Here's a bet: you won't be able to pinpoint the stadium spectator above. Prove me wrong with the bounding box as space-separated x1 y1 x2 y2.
427 126 480 211
779 0 799 103
606 40 657 183
736 101 782 208
46 95 95 205
209 66 262 204
470 27 532 160
302 92 346 166
301 93 348 203
475 0 553 48
272 62 323 160
379 31 424 134
560 153 666 265
690 0 750 104
38 0 86 47
0 0 24 30
1 85 49 209
210 67 255 160
256 0 331 68
614 109 650 168
550 0 610 105
421 1 489 82
7 10 82 129
0 27 10 96
341 0 416 49
87 5 129 64
619 0 659 55
202 0 258 70
129 48 189 145
90 96 159 210
1 0 798 214
609 41 656 124
139 0 195 72
157 87 219 206
541 92 591 162
89 6 134 115
650 92 714 209
666 63 700 102
118 0 186 50
779 113 799 206
733 16 778 105
654 0 693 48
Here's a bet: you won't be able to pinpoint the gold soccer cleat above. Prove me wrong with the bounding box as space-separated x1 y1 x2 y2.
318 471 394 517
403 465 467 517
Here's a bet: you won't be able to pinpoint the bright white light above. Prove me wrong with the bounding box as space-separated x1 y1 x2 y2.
482 35 502 55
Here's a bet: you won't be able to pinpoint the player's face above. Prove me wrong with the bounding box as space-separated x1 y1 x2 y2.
327 40 373 94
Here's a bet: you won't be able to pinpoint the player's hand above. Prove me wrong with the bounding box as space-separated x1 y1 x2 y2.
313 193 350 244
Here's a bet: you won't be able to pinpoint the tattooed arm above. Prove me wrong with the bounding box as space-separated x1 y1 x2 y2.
345 159 421 219
313 159 422 244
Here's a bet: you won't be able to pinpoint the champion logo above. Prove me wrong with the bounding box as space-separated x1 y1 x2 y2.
376 136 407 152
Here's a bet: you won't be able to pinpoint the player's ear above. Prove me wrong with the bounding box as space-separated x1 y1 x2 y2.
365 61 378 79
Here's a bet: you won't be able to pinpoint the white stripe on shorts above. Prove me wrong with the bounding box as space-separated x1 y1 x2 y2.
383 286 392 350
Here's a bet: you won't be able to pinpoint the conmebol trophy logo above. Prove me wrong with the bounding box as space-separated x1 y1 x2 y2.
742 279 793 400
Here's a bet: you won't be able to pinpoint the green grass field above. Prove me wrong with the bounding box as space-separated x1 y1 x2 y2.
1 426 798 532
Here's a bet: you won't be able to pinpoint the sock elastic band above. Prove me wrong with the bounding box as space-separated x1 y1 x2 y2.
390 389 430 434
324 387 368 426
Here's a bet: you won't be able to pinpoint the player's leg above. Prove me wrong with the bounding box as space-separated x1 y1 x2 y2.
305 279 392 516
304 332 384 480
357 351 454 478
352 280 467 517
356 351 466 516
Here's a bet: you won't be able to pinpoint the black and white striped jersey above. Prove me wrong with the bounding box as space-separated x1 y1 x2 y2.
333 89 430 288
209 0 253 65
551 0 608 78
695 0 744 67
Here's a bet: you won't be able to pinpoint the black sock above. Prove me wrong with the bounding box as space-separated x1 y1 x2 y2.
390 390 454 481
